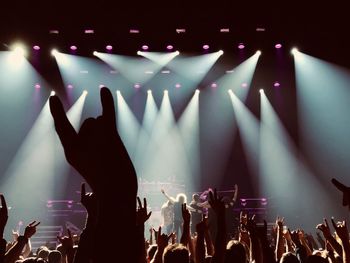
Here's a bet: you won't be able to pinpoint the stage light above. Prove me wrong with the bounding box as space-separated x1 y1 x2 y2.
228 89 233 94
175 50 180 56
137 51 142 55
70 45 77 51
93 51 98 56
147 89 152 94
211 83 217 88
142 45 149 51
195 89 200 94
106 45 113 51
220 28 230 32
134 83 141 89
203 44 209 50
273 81 281 87
275 43 282 49
166 45 174 50
83 90 88 95
84 29 94 34
256 50 262 55
116 90 121 94
33 45 40 50
175 83 181 88
241 83 248 88
238 43 245 49
129 29 140 33
51 49 58 56
291 47 298 55
218 50 224 55
164 89 168 94
35 84 41 89
259 89 264 94
12 44 27 57
50 91 56 96
67 84 73 89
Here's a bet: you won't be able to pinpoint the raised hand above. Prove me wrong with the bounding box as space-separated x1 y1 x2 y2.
331 218 349 243
136 197 152 226
50 87 137 195
275 216 284 229
331 178 350 209
181 203 191 223
23 221 40 239
316 218 332 239
208 189 225 215
156 226 172 250
57 229 74 250
0 194 8 236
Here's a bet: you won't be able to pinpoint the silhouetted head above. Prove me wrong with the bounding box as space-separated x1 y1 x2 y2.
176 193 187 204
36 246 49 260
192 194 200 202
280 252 299 263
48 250 62 263
147 244 157 262
306 255 328 263
163 243 189 263
224 240 247 263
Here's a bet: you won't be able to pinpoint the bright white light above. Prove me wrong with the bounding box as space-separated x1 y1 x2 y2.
116 90 121 95
147 89 152 94
218 50 224 55
175 51 180 56
259 89 264 94
164 90 168 94
83 90 88 95
195 89 200 94
51 49 58 56
256 50 262 56
228 89 233 94
291 47 299 55
137 51 142 55
12 44 27 57
93 51 98 56
50 91 56 96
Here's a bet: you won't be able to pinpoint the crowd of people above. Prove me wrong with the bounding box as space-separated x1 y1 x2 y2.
0 87 349 263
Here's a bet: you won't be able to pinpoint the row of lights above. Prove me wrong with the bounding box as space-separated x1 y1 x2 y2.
20 43 283 53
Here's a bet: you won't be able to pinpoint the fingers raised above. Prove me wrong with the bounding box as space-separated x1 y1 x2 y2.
100 87 116 130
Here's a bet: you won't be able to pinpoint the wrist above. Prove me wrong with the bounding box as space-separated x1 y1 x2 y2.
17 235 29 243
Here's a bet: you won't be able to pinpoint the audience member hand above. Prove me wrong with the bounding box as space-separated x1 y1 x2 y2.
23 221 40 239
136 197 152 226
331 178 350 209
80 183 98 216
0 194 8 235
58 229 74 250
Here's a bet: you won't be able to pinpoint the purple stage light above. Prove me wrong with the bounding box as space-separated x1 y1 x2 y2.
67 84 73 89
275 43 282 49
274 81 281 87
84 29 94 34
70 45 77 51
175 83 181 88
106 45 113 51
142 45 149 50
203 44 209 50
241 82 248 88
238 43 245 49
34 83 41 89
33 45 40 50
134 83 141 89
211 82 217 88
166 45 174 50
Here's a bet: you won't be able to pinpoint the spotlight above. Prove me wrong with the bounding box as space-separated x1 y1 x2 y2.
142 45 149 51
70 45 77 51
116 90 121 94
137 51 142 55
256 50 262 55
275 43 282 49
291 47 298 55
241 83 248 88
83 90 88 95
33 45 40 50
175 50 180 56
67 84 73 89
147 89 152 94
218 50 224 55
51 49 58 56
106 45 113 51
238 43 245 49
203 44 209 50
211 83 217 88
50 91 56 96
228 89 233 94
175 83 181 88
93 51 98 56
134 83 141 89
34 84 41 89
259 89 264 94
164 89 168 94
195 89 200 94
166 45 174 50
12 44 27 57
273 81 281 87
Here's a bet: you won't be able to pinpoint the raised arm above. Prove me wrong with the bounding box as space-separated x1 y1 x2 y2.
161 189 176 203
